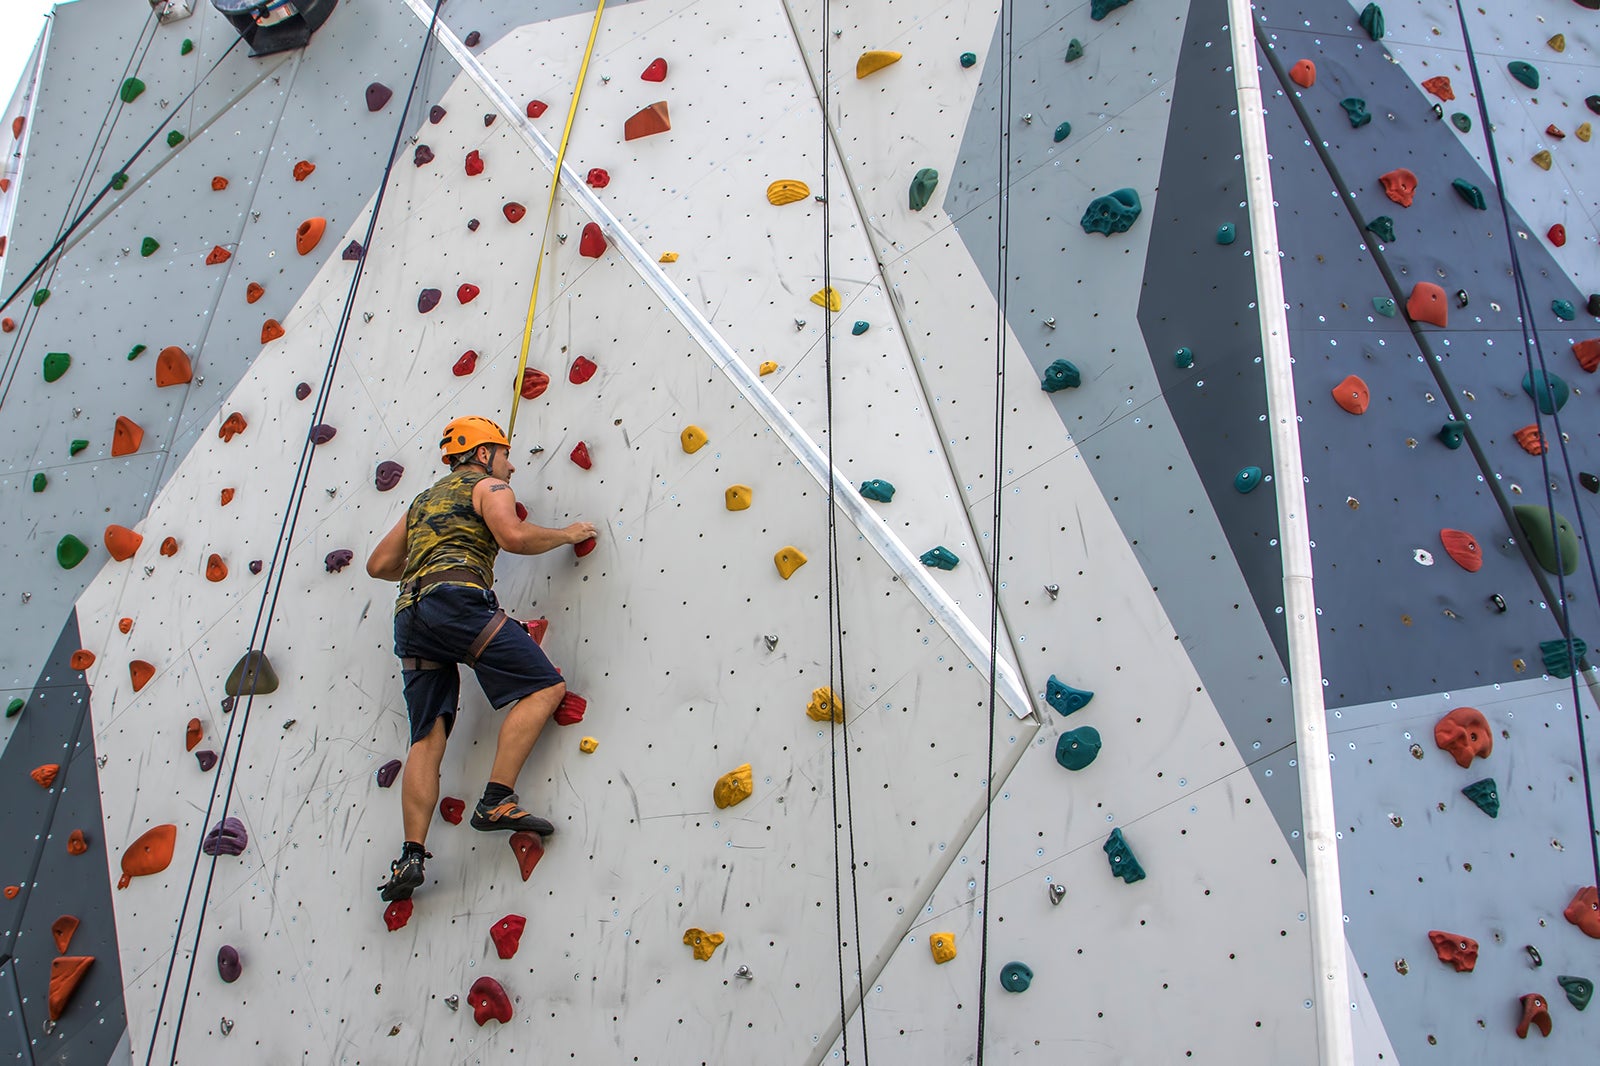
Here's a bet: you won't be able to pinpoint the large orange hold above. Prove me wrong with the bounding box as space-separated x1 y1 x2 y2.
31 764 60 788
1289 60 1316 88
112 416 144 456
261 319 285 343
1330 375 1370 415
51 914 79 952
624 101 671 141
69 650 95 670
1380 168 1418 207
1421 76 1455 101
205 245 231 265
206 553 228 582
129 660 155 692
49 956 93 1020
118 824 176 889
155 346 192 387
1514 424 1547 455
104 524 143 561
1439 529 1483 572
1434 707 1492 768
295 217 326 255
246 282 264 304
1406 283 1448 327
1572 338 1600 373
185 718 202 751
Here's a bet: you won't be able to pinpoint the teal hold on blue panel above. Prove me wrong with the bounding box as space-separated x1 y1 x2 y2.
1515 505 1580 576
1090 0 1131 20
909 168 939 211
1040 359 1081 392
1055 727 1102 770
1451 178 1486 209
1053 121 1072 143
1451 112 1471 133
1340 97 1371 127
1540 637 1586 679
1359 3 1384 40
1558 975 1593 1010
859 479 895 502
920 546 958 570
1174 346 1194 369
999 962 1033 992
1044 675 1093 716
851 320 869 335
1553 299 1577 322
1522 370 1570 414
1233 466 1263 493
1437 420 1466 449
1216 222 1235 245
1080 187 1141 235
1103 827 1145 883
1372 296 1396 317
1461 778 1499 818
1508 61 1540 89
1364 216 1394 243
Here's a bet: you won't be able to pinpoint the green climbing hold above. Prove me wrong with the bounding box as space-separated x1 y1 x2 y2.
999 962 1033 992
42 352 71 382
920 546 959 570
1359 3 1384 40
127 344 147 361
140 237 160 258
960 52 977 69
851 320 869 336
1216 222 1235 245
859 479 895 502
1508 61 1540 90
1054 726 1102 770
1365 216 1395 243
167 130 185 148
1522 370 1570 414
1340 97 1371 128
1103 827 1145 883
1558 975 1593 1011
1451 113 1472 133
1233 466 1263 493
1080 187 1141 235
1053 121 1072 143
1553 299 1577 322
1461 778 1499 818
110 172 129 190
1540 637 1586 679
1174 346 1194 369
1040 359 1081 392
120 77 146 104
31 473 46 492
224 649 280 697
69 439 88 456
1437 420 1466 449
1090 0 1131 20
1045 675 1093 716
1372 296 1396 317
56 534 89 570
1514 505 1579 576
1451 178 1486 210
1065 39 1084 62
32 289 49 306
5 698 22 719
908 168 939 211
181 38 194 56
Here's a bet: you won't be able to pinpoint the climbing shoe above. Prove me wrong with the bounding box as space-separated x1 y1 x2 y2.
377 848 431 902
470 794 555 836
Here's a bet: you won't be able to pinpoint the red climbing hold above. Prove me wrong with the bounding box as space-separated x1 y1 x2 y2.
1565 885 1600 938
261 318 286 343
624 101 672 141
642 57 668 82
117 618 132 634
48 957 93 1021
117 823 176 888
159 536 178 556
586 168 610 189
1434 707 1492 768
1380 169 1418 208
1549 224 1567 247
526 100 547 118
11 116 23 138
440 797 465 825
1547 124 1566 140
453 350 478 376
1406 283 1448 327
554 692 587 726
51 915 79 953
185 717 202 751
509 831 543 881
220 488 235 506
570 441 592 469
211 176 228 191
518 368 550 400
112 416 144 457
1572 338 1600 373
104 525 143 561
155 346 192 387
296 217 325 256
468 976 513 1025
1514 424 1547 456
1330 375 1369 415
515 502 528 522
575 536 598 558
129 660 155 692
1421 76 1455 101
428 105 446 124
465 149 484 177
66 829 88 855
31 764 59 789
220 411 248 441
365 83 393 112
1439 529 1483 572
1 318 12 332
205 245 231 265
70 650 95 670
383 898 413 931
1289 60 1316 88
457 283 480 304
246 282 264 304
490 914 526 959
579 223 606 258
1517 993 1552 1039
503 202 526 223
569 356 597 383
292 159 315 181
525 618 548 644
2 886 16 899
1427 930 1478 971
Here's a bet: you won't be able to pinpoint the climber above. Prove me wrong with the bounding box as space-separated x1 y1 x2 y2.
365 415 596 901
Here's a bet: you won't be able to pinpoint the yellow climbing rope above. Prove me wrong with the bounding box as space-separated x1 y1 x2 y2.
507 0 606 443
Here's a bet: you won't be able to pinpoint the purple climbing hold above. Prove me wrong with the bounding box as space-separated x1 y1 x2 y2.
218 945 242 983
365 83 392 112
202 816 247 857
325 549 354 573
342 240 363 261
467 218 480 232
375 461 404 491
418 288 442 313
428 105 446 124
376 759 402 788
196 749 217 772
483 113 496 128
247 560 262 575
414 144 434 167
295 382 311 400
219 696 236 715
310 423 337 444
464 30 482 47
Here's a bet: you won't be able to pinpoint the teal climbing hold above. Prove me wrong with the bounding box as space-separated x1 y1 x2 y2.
120 77 145 104
181 38 194 56
1553 299 1577 322
167 130 185 147
1540 637 1587 679
4 698 22 719
999 962 1033 992
1522 370 1570 414
1040 359 1081 392
1461 778 1499 818
859 479 895 502
1055 726 1102 771
920 546 959 570
1044 675 1094 717
1216 222 1235 245
1451 178 1486 210
1365 216 1395 243
111 172 128 190
1174 346 1194 369
31 473 46 492
1053 121 1072 143
57 535 89 570
1233 466 1263 493
1558 975 1593 1011
1359 3 1384 40
1340 97 1371 128
1372 296 1396 317
1508 61 1540 90
140 237 159 258
1080 188 1141 235
1103 827 1145 883
1514 505 1579 576
69 439 88 456
1065 39 1084 62
1090 0 1131 20
42 352 71 382
851 320 869 336
32 289 49 306
960 52 977 69
1451 113 1472 133
127 344 147 361
1437 420 1466 449
909 168 939 211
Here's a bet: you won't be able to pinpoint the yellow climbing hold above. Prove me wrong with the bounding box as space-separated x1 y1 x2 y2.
810 287 842 312
774 545 807 579
683 928 725 961
856 50 902 79
579 736 599 754
713 763 753 808
929 932 957 964
725 484 753 511
807 686 844 723
759 360 778 376
659 251 679 263
1533 149 1553 170
1550 33 1567 53
681 425 709 453
1579 123 1593 143
767 179 810 206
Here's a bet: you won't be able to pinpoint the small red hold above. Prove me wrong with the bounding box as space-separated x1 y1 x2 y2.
185 717 202 751
1421 76 1455 101
624 101 672 141
220 412 247 441
246 282 264 304
261 319 285 343
1573 338 1600 373
12 116 22 139
519 368 550 400
51 914 79 953
457 283 480 304
1330 374 1369 415
465 150 484 177
1516 993 1552 1039
1439 529 1483 572
66 829 88 856
440 797 465 825
1564 885 1600 938
514 502 528 521
211 176 228 191
570 441 592 469
130 660 156 692
468 975 513 1025
1514 424 1547 455
525 618 548 644
1547 124 1566 140
642 57 668 82
383 898 413 931
453 350 478 376
569 356 597 383
579 223 607 258
490 914 527 959
1288 59 1316 88
503 202 526 223
1 318 12 332
554 692 587 725
1435 706 1492 768
413 144 434 167
292 160 315 181
509 832 543 881
1380 168 1418 208
205 245 231 265
526 100 547 118
70 650 96 670
586 168 610 189
1406 282 1448 327
1548 224 1567 247
467 218 480 232
159 537 179 557
1427 930 1478 971
575 536 598 558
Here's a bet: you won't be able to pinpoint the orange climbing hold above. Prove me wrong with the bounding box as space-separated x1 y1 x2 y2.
1 318 12 332
12 116 23 138
155 346 192 387
220 411 248 440
1434 706 1492 768
1380 168 1418 207
31 764 60 789
185 718 202 751
69 650 95 670
1330 375 1369 415
246 282 264 304
211 176 229 191
292 160 315 181
261 319 285 343
48 957 93 1021
117 823 176 888
1439 529 1483 572
1572 338 1600 373
220 488 234 506
129 660 155 692
159 536 179 556
205 245 231 265
206 553 228 582
1406 283 1448 327
295 217 326 256
624 101 671 141
1514 424 1547 455
2 886 16 899
1421 76 1455 101
51 915 79 952
1565 885 1600 937
66 830 88 856
117 618 133 634
112 416 144 456
104 525 143 561
1518 993 1552 1039
1289 60 1316 88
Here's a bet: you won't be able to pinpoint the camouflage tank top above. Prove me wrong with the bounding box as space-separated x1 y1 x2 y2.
394 468 499 612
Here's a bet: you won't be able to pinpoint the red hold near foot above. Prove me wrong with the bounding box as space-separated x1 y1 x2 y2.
457 283 480 304
554 692 587 726
465 150 484 177
586 168 609 189
440 797 465 825
469 976 513 1025
525 618 548 644
1516 993 1552 1039
503 202 526 223
490 914 526 959
1549 224 1567 247
642 57 667 82
510 832 543 881
575 536 598 558
526 100 547 118
383 898 413 931
1427 930 1478 971
453 350 477 376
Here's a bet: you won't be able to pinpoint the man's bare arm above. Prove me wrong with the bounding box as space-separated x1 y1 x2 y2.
478 478 596 555
366 515 409 580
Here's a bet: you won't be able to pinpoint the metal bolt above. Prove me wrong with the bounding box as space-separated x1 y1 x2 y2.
1043 316 1057 329
764 635 778 651
735 964 754 979
1044 584 1059 599
814 195 826 203
250 211 260 222
1455 289 1469 307
1388 812 1403 827
326 487 337 497
444 995 460 1011
72 407 82 418
97 754 108 768
144 566 155 576
19 592 29 603
556 233 567 243
1048 883 1066 905
1490 593 1507 613
1526 944 1543 967
1021 113 1033 124
120 247 130 256
601 75 610 84
1394 958 1409 975
795 319 806 331
363 312 374 323
220 1018 234 1036
1409 744 1423 759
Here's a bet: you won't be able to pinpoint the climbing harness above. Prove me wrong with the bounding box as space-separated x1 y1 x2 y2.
506 0 606 443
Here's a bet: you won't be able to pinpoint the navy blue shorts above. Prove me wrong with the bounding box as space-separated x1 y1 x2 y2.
393 584 564 745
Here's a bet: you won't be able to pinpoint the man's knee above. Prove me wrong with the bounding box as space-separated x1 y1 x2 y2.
410 716 448 752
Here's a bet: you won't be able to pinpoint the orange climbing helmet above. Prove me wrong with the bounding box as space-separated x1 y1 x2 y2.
439 415 509 464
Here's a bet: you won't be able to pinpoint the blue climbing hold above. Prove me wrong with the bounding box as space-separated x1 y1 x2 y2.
1522 370 1570 415
1540 636 1586 679
1080 188 1141 236
1508 61 1540 90
1090 0 1132 21
1044 675 1093 717
1053 121 1072 143
1553 299 1577 322
920 546 959 570
1461 778 1499 818
1055 727 1102 771
860 479 895 502
1216 222 1235 245
1340 97 1372 128
1103 827 1145 883
999 961 1033 992
1372 297 1396 318
1041 359 1081 392
1359 4 1384 42
851 320 869 336
1437 420 1466 449
1451 178 1486 210
1174 346 1194 369
1233 466 1263 493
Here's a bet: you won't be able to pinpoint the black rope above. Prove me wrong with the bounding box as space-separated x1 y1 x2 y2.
973 0 1013 1060
142 5 447 1061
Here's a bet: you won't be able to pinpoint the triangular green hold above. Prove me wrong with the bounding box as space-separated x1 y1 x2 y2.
1216 222 1236 245
1437 420 1466 449
851 320 869 335
140 237 159 258
1359 3 1384 40
1065 38 1084 62
56 534 89 570
1045 675 1094 716
224 650 280 697
167 130 185 148
1103 827 1145 883
1373 297 1396 317
1041 359 1081 392
31 473 46 492
127 344 147 361
1558 975 1593 1011
1553 299 1577 322
111 172 128 191
32 289 49 306
1053 121 1072 143
1540 637 1586 680
859 479 895 502
69 439 88 456
1508 61 1540 89
1514 505 1579 576
119 77 145 104
4 698 23 718
1365 216 1395 243
1461 778 1499 817
920 545 959 570
1523 370 1570 415
1340 97 1371 128
1055 726 1102 770
908 167 939 211
1090 0 1132 21
180 38 194 56
1451 178 1486 209
1452 112 1472 132
42 352 71 382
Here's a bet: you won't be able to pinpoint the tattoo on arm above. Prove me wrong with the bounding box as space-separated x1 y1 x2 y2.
488 484 510 492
